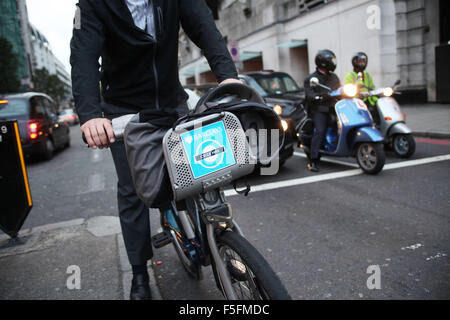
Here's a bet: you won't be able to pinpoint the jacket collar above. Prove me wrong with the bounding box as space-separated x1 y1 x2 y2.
104 0 154 40
104 0 133 24
104 0 146 32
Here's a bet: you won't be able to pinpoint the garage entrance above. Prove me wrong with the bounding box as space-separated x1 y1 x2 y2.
242 55 263 73
290 45 309 86
277 40 309 86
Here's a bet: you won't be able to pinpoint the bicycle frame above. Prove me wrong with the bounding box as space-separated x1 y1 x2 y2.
167 188 244 300
104 113 286 300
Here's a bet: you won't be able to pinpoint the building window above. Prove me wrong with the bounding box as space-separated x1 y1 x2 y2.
298 0 334 14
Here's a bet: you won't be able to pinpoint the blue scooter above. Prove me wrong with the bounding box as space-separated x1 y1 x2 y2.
298 78 385 175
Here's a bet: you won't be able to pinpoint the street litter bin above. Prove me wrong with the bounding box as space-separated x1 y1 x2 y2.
0 120 33 238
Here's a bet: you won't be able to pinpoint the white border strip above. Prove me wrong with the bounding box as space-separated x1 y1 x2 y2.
224 154 450 197
384 154 450 170
294 151 359 168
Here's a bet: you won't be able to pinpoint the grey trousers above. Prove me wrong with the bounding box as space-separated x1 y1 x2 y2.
110 141 153 266
106 103 188 265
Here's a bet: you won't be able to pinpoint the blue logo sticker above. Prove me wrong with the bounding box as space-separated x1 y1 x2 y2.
181 121 236 179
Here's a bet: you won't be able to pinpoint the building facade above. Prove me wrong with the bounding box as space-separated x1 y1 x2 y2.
0 0 34 89
179 0 444 103
0 0 72 99
30 24 72 97
30 25 56 74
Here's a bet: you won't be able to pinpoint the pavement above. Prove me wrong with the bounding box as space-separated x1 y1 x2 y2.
0 216 162 300
0 103 448 300
402 104 450 139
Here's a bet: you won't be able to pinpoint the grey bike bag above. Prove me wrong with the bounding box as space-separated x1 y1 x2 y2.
124 114 174 209
163 112 255 201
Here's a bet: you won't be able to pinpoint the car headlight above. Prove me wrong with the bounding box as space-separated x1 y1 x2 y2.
273 105 283 115
343 84 358 97
281 120 288 132
383 87 394 97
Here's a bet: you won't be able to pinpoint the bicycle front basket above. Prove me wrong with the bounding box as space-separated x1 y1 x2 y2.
162 112 255 201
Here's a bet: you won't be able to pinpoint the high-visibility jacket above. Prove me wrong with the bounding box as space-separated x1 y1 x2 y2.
344 71 378 106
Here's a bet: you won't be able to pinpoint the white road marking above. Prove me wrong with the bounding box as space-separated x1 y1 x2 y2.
224 154 450 197
426 253 448 261
401 244 424 251
225 169 362 197
294 151 359 168
75 173 107 195
88 173 105 193
90 148 104 163
384 154 450 170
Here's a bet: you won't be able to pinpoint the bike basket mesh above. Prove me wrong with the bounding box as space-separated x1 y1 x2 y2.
163 112 255 201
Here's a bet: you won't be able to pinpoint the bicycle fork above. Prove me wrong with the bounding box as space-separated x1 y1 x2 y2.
171 188 244 300
194 189 243 300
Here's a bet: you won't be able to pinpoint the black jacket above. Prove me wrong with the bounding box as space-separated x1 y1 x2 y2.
304 69 341 114
70 0 238 125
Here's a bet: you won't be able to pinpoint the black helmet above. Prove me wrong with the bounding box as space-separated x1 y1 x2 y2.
315 49 337 73
352 52 368 72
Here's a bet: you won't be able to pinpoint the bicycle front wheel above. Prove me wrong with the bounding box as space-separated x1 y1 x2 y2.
213 231 291 300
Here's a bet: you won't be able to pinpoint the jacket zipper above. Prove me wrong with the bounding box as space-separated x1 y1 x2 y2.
153 43 160 110
149 0 160 110
157 7 164 34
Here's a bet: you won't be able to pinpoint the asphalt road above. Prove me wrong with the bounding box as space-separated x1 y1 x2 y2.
7 126 450 300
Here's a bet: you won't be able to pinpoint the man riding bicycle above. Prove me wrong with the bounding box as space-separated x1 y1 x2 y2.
71 0 240 300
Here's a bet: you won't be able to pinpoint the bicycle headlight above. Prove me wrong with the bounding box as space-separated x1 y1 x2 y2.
383 87 394 97
273 105 283 115
343 84 358 98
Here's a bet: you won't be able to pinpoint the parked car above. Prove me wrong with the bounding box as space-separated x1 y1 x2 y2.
239 71 306 165
0 92 71 160
58 109 79 126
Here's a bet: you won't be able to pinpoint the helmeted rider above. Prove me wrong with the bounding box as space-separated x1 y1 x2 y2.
304 49 341 173
345 52 380 124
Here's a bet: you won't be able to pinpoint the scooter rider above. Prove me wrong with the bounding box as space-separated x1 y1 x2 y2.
345 52 380 124
304 49 341 172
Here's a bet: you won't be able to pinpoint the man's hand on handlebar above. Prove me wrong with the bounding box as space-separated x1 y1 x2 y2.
81 118 115 149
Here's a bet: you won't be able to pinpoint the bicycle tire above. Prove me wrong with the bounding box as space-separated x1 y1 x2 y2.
212 231 291 300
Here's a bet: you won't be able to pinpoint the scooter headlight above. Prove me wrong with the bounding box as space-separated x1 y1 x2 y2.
281 120 288 132
343 84 358 98
273 105 283 115
383 87 394 97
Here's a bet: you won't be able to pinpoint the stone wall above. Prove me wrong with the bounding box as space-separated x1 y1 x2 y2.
179 0 439 102
394 0 440 101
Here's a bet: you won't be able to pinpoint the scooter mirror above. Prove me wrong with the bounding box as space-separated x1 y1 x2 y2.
310 77 320 87
394 80 401 87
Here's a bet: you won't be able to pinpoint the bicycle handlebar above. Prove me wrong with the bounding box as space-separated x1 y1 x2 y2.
81 114 136 145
